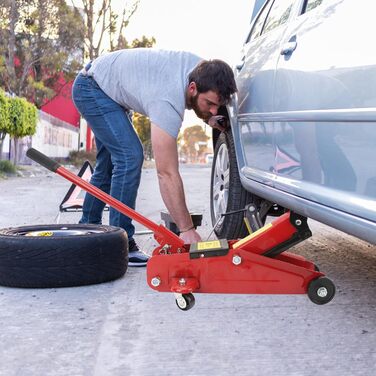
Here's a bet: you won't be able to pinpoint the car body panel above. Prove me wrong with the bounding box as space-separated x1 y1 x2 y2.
228 0 376 244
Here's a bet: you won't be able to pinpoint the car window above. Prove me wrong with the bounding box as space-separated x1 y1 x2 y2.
247 0 274 43
263 0 295 34
303 0 324 13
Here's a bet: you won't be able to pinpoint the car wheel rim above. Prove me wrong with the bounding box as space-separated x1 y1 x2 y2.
213 143 230 223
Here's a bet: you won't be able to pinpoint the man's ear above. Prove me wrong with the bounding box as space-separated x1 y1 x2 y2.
188 82 197 96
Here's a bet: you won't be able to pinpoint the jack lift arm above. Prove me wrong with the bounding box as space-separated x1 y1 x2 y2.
27 148 335 311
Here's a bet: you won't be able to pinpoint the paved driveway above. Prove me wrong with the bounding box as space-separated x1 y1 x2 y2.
0 165 375 376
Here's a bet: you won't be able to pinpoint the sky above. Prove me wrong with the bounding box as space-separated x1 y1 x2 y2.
113 0 256 126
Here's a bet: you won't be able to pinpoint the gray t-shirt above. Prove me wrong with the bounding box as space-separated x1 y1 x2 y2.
89 48 202 138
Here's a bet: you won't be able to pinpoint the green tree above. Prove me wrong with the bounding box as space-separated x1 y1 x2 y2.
70 0 141 59
0 0 84 108
130 35 156 49
8 95 37 163
0 90 11 159
180 125 209 163
133 112 150 144
133 112 152 160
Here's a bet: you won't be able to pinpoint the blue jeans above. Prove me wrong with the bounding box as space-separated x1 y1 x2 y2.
72 73 144 240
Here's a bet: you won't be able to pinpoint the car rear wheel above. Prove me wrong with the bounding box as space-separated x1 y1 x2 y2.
0 224 128 288
210 131 253 239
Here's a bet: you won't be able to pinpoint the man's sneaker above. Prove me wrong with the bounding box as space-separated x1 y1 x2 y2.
128 239 149 267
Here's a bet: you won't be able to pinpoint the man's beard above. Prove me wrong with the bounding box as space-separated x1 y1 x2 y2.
187 93 211 121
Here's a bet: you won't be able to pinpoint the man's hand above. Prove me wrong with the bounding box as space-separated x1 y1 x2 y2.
207 115 228 132
179 228 202 244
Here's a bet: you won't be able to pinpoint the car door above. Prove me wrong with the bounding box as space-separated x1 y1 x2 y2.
234 0 297 183
273 0 376 224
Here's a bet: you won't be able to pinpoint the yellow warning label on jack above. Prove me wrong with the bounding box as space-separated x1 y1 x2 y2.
196 240 221 250
233 223 273 249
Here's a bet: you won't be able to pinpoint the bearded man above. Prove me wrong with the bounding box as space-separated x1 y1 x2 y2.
72 48 237 266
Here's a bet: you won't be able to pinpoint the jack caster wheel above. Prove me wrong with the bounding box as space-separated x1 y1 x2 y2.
308 277 335 305
176 293 195 311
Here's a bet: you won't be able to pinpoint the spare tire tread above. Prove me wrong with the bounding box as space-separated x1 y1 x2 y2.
0 224 128 288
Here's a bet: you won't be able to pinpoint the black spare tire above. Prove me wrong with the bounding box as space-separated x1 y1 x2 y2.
0 224 128 288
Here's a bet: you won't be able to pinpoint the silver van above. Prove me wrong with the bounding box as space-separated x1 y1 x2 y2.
210 0 376 244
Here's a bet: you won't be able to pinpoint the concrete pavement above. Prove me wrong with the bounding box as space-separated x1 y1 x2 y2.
0 165 375 376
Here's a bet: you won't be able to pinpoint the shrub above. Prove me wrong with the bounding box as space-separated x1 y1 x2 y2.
8 97 37 138
68 150 96 167
0 160 17 174
0 90 11 134
0 91 11 159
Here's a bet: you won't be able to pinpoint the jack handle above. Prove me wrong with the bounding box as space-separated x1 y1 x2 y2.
26 148 185 251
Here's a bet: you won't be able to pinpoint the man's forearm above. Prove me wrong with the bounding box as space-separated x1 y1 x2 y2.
157 171 193 231
150 123 195 232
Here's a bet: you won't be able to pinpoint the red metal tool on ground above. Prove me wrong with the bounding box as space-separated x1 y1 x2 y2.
27 148 335 310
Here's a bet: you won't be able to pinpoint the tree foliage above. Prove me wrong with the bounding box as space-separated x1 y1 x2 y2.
70 0 141 59
130 35 156 49
133 112 150 145
180 125 209 163
0 88 37 160
0 90 11 157
8 96 38 138
8 95 38 164
0 0 84 108
132 111 151 160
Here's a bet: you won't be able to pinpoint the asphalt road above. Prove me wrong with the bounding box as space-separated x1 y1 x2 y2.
0 164 375 376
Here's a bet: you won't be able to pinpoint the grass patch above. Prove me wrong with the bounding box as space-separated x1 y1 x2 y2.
0 160 17 175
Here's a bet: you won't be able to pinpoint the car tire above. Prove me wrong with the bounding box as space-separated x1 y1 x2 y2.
0 224 128 288
210 130 253 239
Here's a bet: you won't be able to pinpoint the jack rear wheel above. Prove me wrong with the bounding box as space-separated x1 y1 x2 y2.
176 293 195 311
308 277 335 305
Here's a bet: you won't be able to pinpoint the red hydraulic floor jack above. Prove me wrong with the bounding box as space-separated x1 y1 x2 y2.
27 148 335 311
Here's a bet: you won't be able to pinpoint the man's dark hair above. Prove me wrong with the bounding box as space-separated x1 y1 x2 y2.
188 59 237 104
